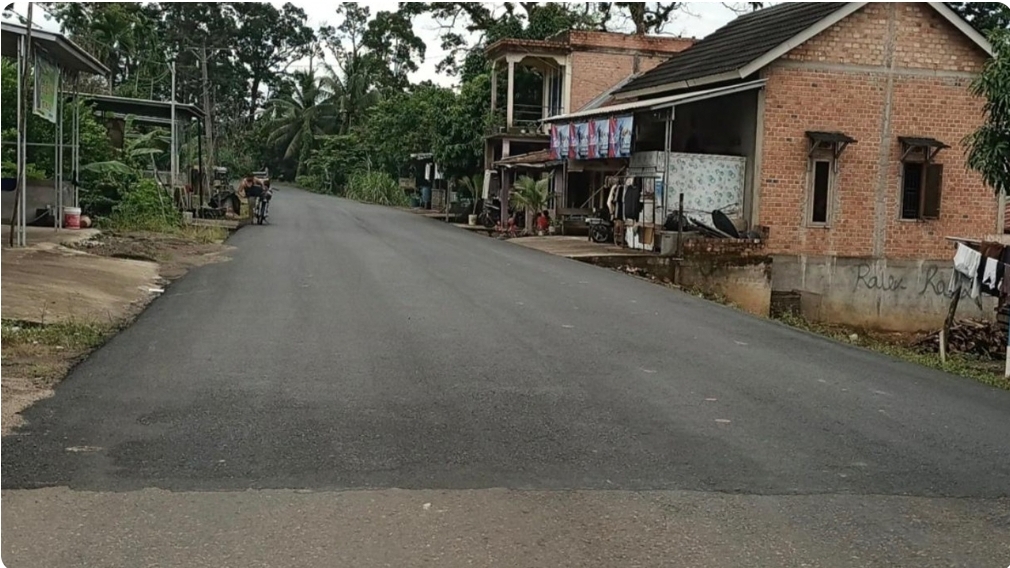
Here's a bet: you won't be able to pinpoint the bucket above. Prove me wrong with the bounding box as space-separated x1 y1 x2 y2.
63 207 82 229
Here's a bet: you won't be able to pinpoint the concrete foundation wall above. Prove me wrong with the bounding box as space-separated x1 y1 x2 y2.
1 181 74 225
583 253 772 317
772 255 996 331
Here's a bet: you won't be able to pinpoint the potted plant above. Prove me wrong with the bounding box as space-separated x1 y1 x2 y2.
461 173 484 226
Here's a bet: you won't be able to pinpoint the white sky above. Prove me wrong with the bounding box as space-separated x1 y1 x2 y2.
4 1 747 88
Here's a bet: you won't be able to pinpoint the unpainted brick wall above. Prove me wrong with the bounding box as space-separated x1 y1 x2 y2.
759 2 993 261
567 34 691 113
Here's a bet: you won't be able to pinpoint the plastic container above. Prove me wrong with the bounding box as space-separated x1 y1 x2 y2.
63 206 81 229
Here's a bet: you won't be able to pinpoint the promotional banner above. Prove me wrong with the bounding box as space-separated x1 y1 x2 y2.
592 119 610 158
549 124 561 160
34 57 60 124
568 123 577 160
613 115 634 158
575 122 590 160
557 123 570 159
551 115 631 161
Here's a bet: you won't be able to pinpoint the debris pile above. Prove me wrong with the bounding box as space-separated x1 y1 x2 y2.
914 319 1007 359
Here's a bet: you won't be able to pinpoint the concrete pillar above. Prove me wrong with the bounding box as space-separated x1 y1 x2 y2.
506 59 515 128
490 59 498 114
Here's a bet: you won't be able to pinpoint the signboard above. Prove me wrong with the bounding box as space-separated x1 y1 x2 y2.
547 114 634 161
34 57 60 124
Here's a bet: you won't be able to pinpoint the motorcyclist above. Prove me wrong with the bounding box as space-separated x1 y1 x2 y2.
238 173 268 222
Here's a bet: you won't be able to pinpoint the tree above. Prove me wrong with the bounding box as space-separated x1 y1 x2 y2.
432 73 493 180
265 70 336 176
357 83 456 177
232 2 316 121
947 3 1010 35
965 29 1010 197
596 2 682 35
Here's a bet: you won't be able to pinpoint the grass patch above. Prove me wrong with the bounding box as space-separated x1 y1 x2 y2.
175 224 229 244
2 319 116 350
775 313 1010 390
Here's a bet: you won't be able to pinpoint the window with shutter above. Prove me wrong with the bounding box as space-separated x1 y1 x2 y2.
921 163 943 219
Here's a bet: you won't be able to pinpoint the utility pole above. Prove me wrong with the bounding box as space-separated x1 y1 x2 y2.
170 60 177 195
200 42 214 205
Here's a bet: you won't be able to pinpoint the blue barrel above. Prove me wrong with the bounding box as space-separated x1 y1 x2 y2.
421 186 432 208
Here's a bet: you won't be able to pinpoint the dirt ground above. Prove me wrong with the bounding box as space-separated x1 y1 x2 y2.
2 228 234 434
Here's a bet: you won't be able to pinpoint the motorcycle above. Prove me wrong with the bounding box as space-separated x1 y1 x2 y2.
587 208 614 244
479 197 502 229
255 182 273 225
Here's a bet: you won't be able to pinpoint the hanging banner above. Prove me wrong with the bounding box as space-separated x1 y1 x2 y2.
592 118 610 158
549 124 561 160
33 57 60 124
575 122 590 160
612 115 634 158
557 123 570 159
567 123 577 160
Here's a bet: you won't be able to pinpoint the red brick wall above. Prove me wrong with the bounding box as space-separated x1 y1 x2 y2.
759 2 993 261
567 31 695 54
566 32 692 113
570 52 670 112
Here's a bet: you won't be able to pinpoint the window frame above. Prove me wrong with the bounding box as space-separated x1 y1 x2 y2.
899 156 944 222
806 156 834 227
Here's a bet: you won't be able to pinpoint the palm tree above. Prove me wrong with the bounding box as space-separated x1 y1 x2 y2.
460 173 484 215
265 70 336 176
510 174 552 232
322 58 379 135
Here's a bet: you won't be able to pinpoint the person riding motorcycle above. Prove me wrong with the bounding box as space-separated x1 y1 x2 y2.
238 173 269 222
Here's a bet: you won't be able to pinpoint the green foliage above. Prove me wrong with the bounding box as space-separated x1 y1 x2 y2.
344 170 408 206
294 175 324 192
947 2 1010 35
107 178 181 231
965 29 1010 196
510 175 552 213
432 74 492 179
459 173 484 214
303 133 368 193
359 84 456 176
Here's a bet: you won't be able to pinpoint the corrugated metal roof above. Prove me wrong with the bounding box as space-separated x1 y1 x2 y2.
545 79 766 123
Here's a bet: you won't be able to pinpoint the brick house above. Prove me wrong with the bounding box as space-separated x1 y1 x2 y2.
544 2 996 330
482 31 693 212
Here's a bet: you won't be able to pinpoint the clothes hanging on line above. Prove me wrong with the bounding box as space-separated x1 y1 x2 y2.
953 242 981 278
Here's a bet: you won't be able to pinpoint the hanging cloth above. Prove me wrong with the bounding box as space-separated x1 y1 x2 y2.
950 243 982 299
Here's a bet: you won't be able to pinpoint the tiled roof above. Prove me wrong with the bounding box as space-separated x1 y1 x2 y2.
617 2 848 94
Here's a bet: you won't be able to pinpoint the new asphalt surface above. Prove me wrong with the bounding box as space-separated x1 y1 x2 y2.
3 187 1009 567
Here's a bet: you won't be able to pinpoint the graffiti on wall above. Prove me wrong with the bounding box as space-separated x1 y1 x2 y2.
853 263 974 300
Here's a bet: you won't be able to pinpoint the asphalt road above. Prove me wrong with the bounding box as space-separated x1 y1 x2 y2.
4 187 1009 567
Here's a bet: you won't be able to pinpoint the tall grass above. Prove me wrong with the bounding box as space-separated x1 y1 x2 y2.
344 171 408 206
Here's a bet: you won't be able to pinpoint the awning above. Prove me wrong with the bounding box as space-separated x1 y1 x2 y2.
76 93 205 123
899 136 949 162
544 79 766 123
806 131 857 145
494 149 561 169
1 22 108 76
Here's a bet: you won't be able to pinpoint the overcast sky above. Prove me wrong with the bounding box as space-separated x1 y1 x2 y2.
5 1 748 88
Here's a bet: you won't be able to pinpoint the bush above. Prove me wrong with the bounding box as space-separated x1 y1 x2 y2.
295 174 327 193
107 178 181 231
344 171 408 206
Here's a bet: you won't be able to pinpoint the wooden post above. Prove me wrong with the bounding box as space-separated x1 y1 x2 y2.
940 278 962 363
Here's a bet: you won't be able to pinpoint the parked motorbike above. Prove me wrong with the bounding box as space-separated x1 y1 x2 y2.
587 208 614 244
479 197 502 229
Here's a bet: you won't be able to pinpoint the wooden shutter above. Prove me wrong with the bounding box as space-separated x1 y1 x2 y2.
921 163 943 220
